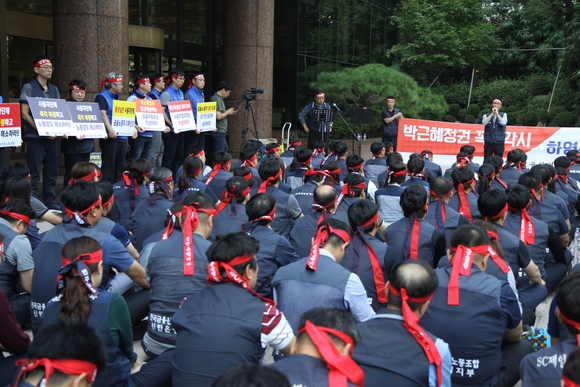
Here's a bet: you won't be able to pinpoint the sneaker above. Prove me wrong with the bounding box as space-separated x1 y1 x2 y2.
47 203 62 214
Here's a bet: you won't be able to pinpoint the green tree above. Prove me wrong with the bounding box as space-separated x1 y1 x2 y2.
312 64 448 138
387 0 497 82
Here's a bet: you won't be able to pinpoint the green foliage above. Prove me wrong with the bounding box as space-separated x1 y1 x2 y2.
466 104 480 117
387 0 497 81
537 110 549 122
554 111 577 127
448 103 461 117
312 64 448 138
464 114 475 124
516 111 526 126
444 115 456 122
524 111 538 126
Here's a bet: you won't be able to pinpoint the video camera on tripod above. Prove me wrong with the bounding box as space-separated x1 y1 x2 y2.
242 87 264 102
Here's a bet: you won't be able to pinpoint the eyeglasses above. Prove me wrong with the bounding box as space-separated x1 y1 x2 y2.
175 77 185 81
38 65 54 70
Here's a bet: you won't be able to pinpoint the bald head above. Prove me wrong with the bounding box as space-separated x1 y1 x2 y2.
313 185 338 210
388 260 438 312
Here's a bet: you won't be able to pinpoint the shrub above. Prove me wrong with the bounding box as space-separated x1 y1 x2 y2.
554 111 577 127
516 112 526 126
444 115 456 122
537 110 549 122
458 108 467 121
448 103 461 117
524 111 538 126
466 104 481 117
464 114 476 124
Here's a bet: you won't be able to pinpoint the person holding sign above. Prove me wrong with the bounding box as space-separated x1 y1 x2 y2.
61 79 95 188
482 98 508 158
19 55 60 211
96 72 138 183
184 72 207 153
147 73 165 167
299 89 333 150
210 81 236 154
128 74 154 160
161 69 187 175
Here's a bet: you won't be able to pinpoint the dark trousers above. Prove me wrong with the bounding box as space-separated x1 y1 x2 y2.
484 142 505 159
0 148 7 186
63 152 90 188
26 136 59 206
162 131 184 176
545 261 568 291
131 349 174 387
382 134 398 151
100 139 127 184
10 293 31 328
494 340 533 387
307 130 324 150
518 283 548 310
129 136 153 161
211 132 228 154
183 131 206 159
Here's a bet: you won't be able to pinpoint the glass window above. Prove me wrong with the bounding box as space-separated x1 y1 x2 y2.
6 0 51 17
148 0 178 39
183 2 207 44
7 36 52 102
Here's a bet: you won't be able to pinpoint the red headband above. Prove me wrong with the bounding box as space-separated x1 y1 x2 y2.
241 153 258 167
136 77 150 85
448 245 490 305
181 204 216 275
74 168 102 183
290 140 302 146
69 85 86 91
484 203 508 221
258 168 282 194
267 146 280 154
564 377 580 387
34 59 52 67
64 195 102 217
152 76 164 83
298 321 364 387
307 224 351 271
207 255 274 305
14 358 98 386
493 99 503 105
0 209 31 226
457 157 470 167
347 163 364 172
314 93 325 98
457 179 475 222
102 194 114 209
507 204 534 245
100 77 123 91
205 161 231 185
388 286 442 387
356 213 387 304
374 147 386 156
215 185 251 215
386 98 395 102
559 311 580 346
189 150 205 158
325 167 341 175
312 195 338 225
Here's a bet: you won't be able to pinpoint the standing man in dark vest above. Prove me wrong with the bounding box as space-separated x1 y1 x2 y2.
171 232 295 387
147 73 165 167
421 225 529 387
382 96 403 151
482 98 508 158
299 89 333 149
270 307 365 387
19 56 60 210
353 260 451 387
273 219 375 333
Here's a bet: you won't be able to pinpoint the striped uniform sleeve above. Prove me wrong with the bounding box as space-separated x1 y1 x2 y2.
261 303 294 350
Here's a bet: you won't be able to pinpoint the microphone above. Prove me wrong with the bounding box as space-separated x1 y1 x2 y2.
230 100 243 103
251 88 264 94
332 103 341 112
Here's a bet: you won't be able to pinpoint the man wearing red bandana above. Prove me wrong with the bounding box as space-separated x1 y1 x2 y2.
19 56 60 211
520 272 580 387
421 225 528 387
354 260 452 387
271 307 364 387
482 98 508 158
273 219 375 333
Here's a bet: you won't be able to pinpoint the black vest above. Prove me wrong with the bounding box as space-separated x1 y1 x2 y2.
272 255 350 333
146 232 211 346
421 266 505 386
43 292 132 387
271 354 357 387
23 79 60 136
484 112 506 144
131 193 173 251
171 282 265 387
354 309 434 387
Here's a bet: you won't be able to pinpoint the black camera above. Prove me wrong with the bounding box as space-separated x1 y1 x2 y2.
242 87 264 102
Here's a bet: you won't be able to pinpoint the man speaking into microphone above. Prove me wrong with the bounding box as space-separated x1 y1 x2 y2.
299 89 333 149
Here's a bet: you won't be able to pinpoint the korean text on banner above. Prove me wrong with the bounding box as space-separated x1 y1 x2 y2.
0 104 22 147
27 98 74 136
196 102 217 132
112 100 136 137
396 118 562 165
135 99 165 131
67 102 107 139
167 101 196 133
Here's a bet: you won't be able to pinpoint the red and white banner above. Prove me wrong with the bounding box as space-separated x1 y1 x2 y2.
397 118 569 166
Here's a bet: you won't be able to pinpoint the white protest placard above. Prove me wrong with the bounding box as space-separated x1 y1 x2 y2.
27 98 74 136
167 101 196 133
111 100 136 137
67 102 107 138
135 99 165 131
196 102 217 132
0 104 22 147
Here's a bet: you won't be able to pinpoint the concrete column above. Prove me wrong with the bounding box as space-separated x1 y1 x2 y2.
52 0 129 101
223 0 274 156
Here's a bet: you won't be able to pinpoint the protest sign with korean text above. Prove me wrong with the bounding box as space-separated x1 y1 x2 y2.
196 102 217 132
112 100 136 137
135 99 165 131
397 118 563 166
167 101 196 133
67 102 106 138
28 98 74 136
0 104 22 147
